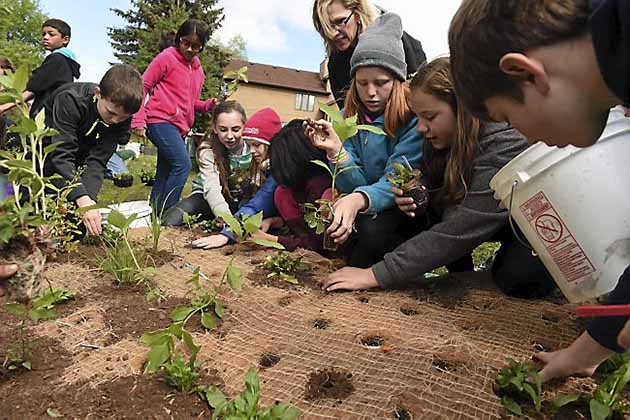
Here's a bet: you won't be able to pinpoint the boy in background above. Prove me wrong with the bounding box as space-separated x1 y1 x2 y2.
0 18 80 118
43 64 143 236
448 0 629 382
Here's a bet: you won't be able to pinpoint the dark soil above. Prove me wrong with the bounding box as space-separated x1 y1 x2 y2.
277 294 297 307
360 335 386 348
1 368 223 419
431 351 470 373
149 249 180 267
259 353 281 368
248 266 320 291
305 369 354 401
393 407 413 420
312 318 330 329
399 305 419 316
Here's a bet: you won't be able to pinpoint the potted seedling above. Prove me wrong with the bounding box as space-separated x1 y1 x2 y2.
494 358 542 417
0 65 79 302
139 169 155 186
260 251 311 284
387 158 428 211
304 102 385 251
112 173 134 188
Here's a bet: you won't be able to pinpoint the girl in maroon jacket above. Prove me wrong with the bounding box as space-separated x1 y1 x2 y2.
252 120 332 252
132 19 216 212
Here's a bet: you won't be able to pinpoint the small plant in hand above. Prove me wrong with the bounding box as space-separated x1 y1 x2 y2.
223 66 248 99
0 65 81 302
553 359 630 420
198 367 301 420
260 251 311 285
494 358 542 416
304 103 385 251
387 160 428 211
112 173 134 188
3 286 74 372
139 169 155 186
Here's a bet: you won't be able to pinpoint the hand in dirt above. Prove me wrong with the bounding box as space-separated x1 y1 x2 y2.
303 119 342 159
132 127 146 138
392 186 417 217
261 217 283 233
327 193 366 245
192 234 229 250
250 230 278 243
319 267 379 292
0 264 18 297
617 319 630 348
534 331 611 382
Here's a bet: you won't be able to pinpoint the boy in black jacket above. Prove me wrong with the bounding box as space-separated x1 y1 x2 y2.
44 64 143 235
0 18 81 118
449 0 628 382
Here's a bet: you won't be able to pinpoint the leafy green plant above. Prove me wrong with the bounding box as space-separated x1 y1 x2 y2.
198 367 301 420
386 160 422 192
223 66 248 99
494 358 542 416
139 169 155 186
195 218 224 234
99 209 156 285
162 354 201 394
553 361 630 420
304 103 385 250
260 252 311 284
182 212 201 240
3 286 74 372
0 65 80 301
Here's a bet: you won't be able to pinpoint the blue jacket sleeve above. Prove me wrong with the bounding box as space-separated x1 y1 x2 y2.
220 176 278 241
356 123 423 213
333 136 370 193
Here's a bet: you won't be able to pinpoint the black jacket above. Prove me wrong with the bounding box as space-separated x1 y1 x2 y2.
27 52 81 119
327 31 426 107
590 0 629 104
43 83 131 202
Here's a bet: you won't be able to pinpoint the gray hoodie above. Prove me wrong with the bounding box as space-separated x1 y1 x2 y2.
372 122 530 288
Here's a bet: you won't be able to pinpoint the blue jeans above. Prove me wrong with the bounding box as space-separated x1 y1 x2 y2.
147 122 192 212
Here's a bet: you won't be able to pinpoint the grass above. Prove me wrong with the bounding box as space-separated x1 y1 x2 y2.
98 152 197 205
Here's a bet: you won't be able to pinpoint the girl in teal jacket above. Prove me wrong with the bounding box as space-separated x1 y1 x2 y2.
305 13 423 267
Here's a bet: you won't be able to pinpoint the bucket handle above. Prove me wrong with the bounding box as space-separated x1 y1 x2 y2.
507 180 538 257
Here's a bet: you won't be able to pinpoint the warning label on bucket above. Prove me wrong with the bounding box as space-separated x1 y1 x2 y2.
520 192 595 283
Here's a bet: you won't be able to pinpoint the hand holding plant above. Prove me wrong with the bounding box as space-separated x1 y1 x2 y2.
304 118 342 159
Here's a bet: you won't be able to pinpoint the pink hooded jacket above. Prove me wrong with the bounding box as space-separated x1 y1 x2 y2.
131 46 215 136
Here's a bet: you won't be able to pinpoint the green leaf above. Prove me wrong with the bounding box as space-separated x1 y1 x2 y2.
0 75 13 90
310 159 333 176
244 367 259 391
226 264 242 292
181 330 199 361
22 361 32 370
144 341 171 373
270 404 301 420
43 142 63 155
13 65 29 93
0 92 19 105
553 394 580 409
250 239 285 250
107 210 128 230
337 165 360 176
522 382 541 412
5 303 28 317
318 102 343 123
334 121 358 142
140 329 170 346
357 124 386 136
200 385 227 409
214 301 224 318
171 305 195 322
501 396 522 416
590 398 612 420
218 211 243 239
243 211 263 236
281 274 299 284
200 311 217 330
46 408 64 418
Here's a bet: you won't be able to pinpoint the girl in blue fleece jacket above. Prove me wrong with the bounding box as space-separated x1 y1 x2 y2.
304 13 423 268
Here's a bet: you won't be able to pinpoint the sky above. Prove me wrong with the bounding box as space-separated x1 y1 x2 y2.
38 1 462 83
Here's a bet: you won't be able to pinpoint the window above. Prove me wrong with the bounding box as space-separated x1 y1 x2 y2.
295 93 316 112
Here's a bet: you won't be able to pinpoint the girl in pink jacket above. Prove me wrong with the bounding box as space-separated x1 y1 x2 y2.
132 19 216 212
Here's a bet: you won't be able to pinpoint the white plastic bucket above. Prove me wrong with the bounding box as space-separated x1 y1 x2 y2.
101 200 152 229
490 107 630 303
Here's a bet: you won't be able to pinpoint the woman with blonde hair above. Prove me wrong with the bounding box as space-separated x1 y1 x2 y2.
312 0 425 106
319 56 555 297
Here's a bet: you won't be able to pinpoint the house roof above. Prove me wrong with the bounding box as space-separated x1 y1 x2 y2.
224 60 330 96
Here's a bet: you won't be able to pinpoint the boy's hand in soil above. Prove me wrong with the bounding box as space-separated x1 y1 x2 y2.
303 119 342 160
319 267 378 292
327 193 367 245
192 234 229 250
534 331 611 382
76 195 102 235
392 186 417 217
0 264 18 297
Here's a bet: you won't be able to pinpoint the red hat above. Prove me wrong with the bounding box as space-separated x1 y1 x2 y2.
242 108 282 146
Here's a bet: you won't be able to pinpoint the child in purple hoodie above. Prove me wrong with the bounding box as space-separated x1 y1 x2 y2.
132 19 216 212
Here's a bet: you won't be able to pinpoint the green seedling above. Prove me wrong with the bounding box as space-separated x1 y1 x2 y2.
386 161 422 193
162 353 201 394
198 367 301 420
223 66 248 99
260 252 311 284
553 360 630 420
195 218 224 234
494 358 542 416
139 169 155 185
